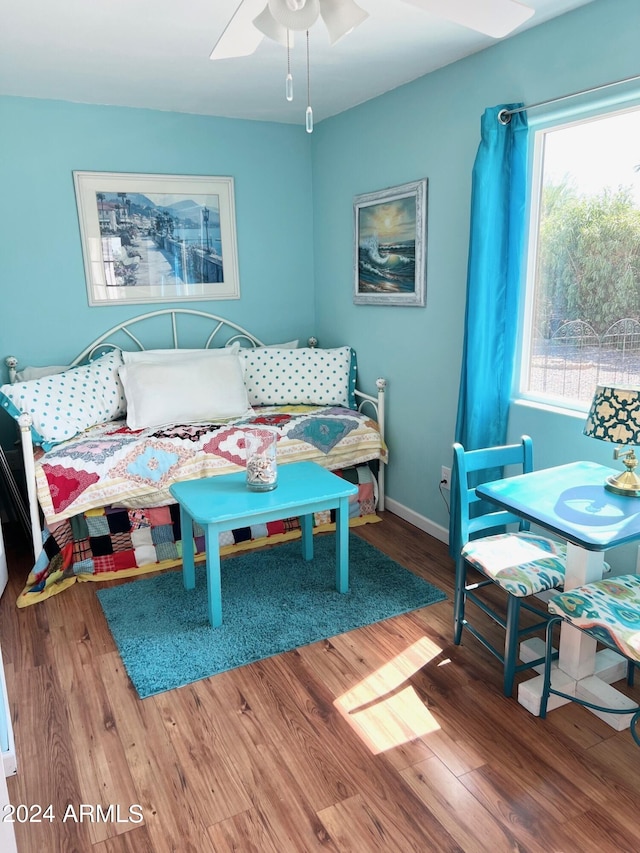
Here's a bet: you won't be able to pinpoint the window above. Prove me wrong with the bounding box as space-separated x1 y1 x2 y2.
519 105 640 411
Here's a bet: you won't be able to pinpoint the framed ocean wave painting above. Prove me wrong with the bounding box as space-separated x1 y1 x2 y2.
353 179 427 307
73 171 240 306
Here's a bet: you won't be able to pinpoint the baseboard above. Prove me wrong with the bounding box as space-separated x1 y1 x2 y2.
0 647 16 777
384 497 449 545
2 748 16 778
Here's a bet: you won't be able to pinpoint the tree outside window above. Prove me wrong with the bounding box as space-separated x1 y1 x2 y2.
520 106 640 409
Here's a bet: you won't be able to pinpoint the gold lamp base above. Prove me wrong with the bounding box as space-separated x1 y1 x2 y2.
605 470 640 498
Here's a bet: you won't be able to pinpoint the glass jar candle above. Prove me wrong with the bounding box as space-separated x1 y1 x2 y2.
244 428 278 491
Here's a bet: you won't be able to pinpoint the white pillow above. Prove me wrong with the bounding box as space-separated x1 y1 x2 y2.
0 351 126 450
119 352 251 430
239 346 356 408
121 342 240 364
15 364 69 382
260 340 299 349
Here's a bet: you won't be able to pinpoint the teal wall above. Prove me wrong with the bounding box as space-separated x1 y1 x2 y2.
0 98 316 366
0 98 316 447
1 0 638 570
311 0 639 562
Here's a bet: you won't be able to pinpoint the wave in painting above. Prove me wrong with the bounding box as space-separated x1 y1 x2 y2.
358 235 416 293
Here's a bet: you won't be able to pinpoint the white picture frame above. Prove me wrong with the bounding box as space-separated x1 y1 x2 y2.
73 171 240 306
353 178 428 307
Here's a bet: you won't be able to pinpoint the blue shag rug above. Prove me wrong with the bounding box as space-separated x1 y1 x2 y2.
97 534 446 698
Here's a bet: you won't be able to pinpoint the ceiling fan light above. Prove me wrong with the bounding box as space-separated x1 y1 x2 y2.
253 4 290 46
319 0 369 45
268 0 320 31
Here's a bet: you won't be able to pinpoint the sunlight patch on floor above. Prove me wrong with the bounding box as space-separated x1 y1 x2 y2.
334 636 443 754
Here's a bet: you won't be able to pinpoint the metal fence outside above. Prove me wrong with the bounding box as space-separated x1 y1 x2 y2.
527 318 640 405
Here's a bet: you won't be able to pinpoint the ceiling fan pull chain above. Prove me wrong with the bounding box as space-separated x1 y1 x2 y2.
285 29 293 102
305 29 313 133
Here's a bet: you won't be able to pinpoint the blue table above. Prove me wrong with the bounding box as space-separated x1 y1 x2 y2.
477 461 640 726
477 461 640 550
169 461 358 627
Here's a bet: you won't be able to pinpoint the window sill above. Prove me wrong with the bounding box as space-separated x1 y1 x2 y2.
511 397 588 422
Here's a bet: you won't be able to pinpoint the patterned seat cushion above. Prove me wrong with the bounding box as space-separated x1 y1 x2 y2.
548 574 640 662
462 532 566 597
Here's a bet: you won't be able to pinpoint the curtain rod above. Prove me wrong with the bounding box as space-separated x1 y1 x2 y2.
497 73 640 124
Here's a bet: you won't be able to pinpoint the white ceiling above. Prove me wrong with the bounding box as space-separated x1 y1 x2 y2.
1 0 595 126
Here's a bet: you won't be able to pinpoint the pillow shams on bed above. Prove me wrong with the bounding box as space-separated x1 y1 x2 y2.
121 341 240 364
239 346 357 408
15 364 69 382
260 339 299 349
119 352 251 430
0 350 126 450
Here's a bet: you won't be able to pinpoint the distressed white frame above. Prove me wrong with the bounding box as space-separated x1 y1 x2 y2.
74 171 240 306
353 178 427 307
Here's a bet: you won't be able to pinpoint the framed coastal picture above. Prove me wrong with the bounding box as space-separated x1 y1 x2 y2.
73 171 240 306
353 178 427 306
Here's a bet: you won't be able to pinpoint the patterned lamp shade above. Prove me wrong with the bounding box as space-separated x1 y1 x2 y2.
584 386 640 496
583 386 640 444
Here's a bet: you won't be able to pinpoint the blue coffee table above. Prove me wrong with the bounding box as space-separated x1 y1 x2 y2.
169 461 358 627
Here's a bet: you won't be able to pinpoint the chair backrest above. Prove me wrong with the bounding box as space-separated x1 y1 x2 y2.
452 436 533 550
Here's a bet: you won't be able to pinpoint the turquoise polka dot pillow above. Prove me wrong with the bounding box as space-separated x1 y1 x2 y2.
0 350 126 450
239 346 357 408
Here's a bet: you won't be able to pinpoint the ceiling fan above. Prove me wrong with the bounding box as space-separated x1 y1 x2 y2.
209 0 535 61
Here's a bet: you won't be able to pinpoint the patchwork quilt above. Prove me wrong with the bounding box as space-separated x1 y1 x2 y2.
18 465 379 607
19 404 386 607
35 404 387 524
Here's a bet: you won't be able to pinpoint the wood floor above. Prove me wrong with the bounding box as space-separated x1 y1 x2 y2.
1 512 639 853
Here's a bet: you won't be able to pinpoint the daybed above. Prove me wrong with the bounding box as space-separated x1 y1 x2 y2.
1 310 387 606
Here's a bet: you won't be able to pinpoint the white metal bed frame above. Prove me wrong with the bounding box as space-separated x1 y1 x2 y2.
5 309 387 560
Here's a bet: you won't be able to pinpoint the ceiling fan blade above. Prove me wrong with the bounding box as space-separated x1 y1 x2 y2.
400 0 534 39
210 0 266 60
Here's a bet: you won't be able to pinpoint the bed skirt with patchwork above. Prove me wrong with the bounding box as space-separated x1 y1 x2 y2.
17 465 379 607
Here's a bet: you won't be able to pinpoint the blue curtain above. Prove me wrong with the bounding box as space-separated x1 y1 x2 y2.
449 104 529 551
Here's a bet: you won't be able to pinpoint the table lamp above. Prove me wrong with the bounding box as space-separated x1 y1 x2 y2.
583 385 640 497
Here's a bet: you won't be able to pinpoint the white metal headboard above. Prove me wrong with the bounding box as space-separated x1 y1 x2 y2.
72 309 268 366
6 309 266 383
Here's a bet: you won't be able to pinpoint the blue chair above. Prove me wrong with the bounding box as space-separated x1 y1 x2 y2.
540 575 640 745
452 436 567 696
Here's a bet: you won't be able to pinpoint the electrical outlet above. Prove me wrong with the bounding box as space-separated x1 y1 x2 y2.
440 465 451 490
